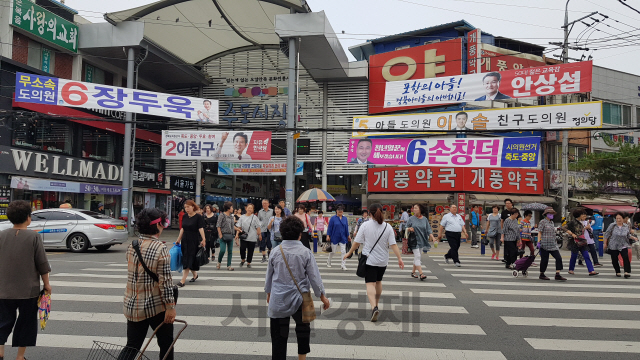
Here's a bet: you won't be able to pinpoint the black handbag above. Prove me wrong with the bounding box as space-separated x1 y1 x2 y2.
196 246 210 266
239 216 255 241
356 224 388 278
407 231 418 249
132 239 179 304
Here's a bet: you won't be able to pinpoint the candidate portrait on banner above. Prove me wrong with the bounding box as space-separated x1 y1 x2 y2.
349 138 374 164
474 72 512 101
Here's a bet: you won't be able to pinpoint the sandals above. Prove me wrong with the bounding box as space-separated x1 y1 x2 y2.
189 275 199 282
419 274 427 281
227 267 234 271
568 271 575 275
217 263 221 270
411 272 418 278
240 261 246 267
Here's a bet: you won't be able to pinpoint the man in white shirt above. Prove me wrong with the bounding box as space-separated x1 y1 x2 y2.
438 205 468 267
399 207 409 233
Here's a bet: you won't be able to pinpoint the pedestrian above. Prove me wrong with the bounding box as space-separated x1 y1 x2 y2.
538 207 567 281
265 216 330 360
326 205 350 270
438 205 468 267
604 211 638 278
175 200 206 287
501 208 522 269
268 205 286 248
235 203 261 269
592 210 604 244
258 199 274 263
484 205 502 261
349 210 370 258
499 199 515 262
470 205 480 249
203 204 218 261
399 207 409 234
312 210 327 244
343 203 404 322
406 203 435 280
216 201 235 271
178 207 185 229
293 205 313 249
520 210 535 257
120 208 175 360
278 199 292 217
583 214 602 267
563 209 599 276
0 200 51 360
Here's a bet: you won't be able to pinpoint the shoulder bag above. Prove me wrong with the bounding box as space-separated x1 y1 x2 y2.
132 239 179 304
239 216 255 241
273 217 283 241
356 224 388 278
280 246 316 323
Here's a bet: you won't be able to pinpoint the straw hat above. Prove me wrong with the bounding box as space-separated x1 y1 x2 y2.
542 207 556 216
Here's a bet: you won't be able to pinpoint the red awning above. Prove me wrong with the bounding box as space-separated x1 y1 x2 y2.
12 99 161 144
583 204 639 214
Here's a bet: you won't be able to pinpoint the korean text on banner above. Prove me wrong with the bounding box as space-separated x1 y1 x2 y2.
352 101 602 136
162 131 272 161
218 162 303 176
14 72 219 123
384 61 593 108
368 167 543 194
348 137 541 168
467 29 481 74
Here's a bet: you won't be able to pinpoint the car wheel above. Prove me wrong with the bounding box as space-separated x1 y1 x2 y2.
68 233 90 253
95 245 112 252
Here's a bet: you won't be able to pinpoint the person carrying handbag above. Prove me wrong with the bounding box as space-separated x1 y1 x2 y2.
216 202 236 271
604 211 638 278
326 205 351 270
562 208 599 276
343 204 404 323
265 216 330 360
235 203 261 269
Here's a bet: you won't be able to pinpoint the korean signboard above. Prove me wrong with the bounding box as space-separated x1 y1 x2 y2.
369 166 543 194
384 61 593 108
348 137 541 168
133 169 164 188
592 131 639 150
0 186 9 220
170 176 196 192
480 44 546 72
467 29 481 74
161 131 272 161
369 38 463 114
549 169 634 194
352 101 602 136
14 72 219 123
10 176 122 195
218 161 303 176
12 0 79 52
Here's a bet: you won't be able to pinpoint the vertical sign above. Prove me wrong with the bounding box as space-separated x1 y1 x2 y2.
85 64 94 83
41 48 51 73
457 193 466 215
467 29 481 74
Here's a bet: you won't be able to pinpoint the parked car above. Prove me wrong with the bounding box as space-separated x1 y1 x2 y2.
0 208 128 252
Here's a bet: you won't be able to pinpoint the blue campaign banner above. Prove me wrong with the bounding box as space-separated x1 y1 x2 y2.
500 137 541 168
15 72 59 105
218 161 303 176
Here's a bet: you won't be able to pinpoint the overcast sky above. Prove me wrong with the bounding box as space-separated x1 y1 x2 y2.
65 0 640 74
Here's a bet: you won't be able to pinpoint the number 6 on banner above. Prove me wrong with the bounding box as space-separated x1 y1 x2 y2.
407 139 428 164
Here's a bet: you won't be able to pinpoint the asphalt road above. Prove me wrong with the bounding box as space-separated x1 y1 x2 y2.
9 235 640 360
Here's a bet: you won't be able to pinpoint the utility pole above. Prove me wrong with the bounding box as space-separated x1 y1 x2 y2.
121 47 134 231
285 8 298 213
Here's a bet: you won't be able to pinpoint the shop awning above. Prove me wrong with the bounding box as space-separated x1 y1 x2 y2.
13 99 161 144
368 193 450 204
583 204 639 214
569 197 633 205
469 194 556 205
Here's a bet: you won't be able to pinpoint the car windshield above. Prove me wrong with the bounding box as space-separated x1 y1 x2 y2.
78 210 112 219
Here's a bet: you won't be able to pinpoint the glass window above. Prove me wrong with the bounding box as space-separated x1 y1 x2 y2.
82 128 115 162
78 210 110 219
135 143 161 168
46 211 77 221
603 102 622 125
13 118 73 155
622 105 631 126
32 212 50 221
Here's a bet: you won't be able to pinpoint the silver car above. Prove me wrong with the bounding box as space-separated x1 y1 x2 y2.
0 208 128 252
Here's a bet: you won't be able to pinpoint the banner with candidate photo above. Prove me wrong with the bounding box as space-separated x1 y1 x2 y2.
14 72 219 123
347 137 541 168
162 130 272 161
218 161 303 176
352 101 602 137
383 61 592 108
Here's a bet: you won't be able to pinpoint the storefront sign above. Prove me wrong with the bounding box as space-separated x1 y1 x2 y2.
0 186 9 220
80 183 122 195
133 169 164 188
467 29 481 74
549 170 634 194
41 48 52 73
0 146 122 184
384 61 593 108
457 193 466 214
218 161 303 176
14 72 219 123
12 0 79 52
204 174 233 194
479 44 547 72
162 130 272 161
369 38 463 114
592 131 639 149
10 176 122 195
352 102 602 136
221 101 288 127
368 167 543 194
170 176 196 192
348 137 541 168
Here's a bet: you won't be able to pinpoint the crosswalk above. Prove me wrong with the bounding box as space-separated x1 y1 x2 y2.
17 247 640 359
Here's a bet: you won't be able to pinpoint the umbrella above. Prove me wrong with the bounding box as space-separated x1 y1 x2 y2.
297 188 336 203
521 203 550 211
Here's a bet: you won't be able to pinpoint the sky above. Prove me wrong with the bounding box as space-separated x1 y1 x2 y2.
64 0 640 74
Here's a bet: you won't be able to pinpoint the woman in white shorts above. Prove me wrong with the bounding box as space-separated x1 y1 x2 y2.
406 203 435 281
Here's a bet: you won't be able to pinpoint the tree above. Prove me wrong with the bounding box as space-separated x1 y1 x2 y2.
571 138 640 204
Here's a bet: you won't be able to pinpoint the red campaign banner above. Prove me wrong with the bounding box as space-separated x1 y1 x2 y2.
368 166 543 194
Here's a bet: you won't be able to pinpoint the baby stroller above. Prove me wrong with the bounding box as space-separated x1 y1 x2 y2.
512 251 538 278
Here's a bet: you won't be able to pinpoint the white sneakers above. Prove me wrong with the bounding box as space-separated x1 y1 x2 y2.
471 245 479 248
341 265 348 271
326 262 332 268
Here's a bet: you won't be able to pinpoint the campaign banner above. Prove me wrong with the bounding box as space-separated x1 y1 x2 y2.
218 161 303 176
348 137 540 168
162 131 272 161
14 72 219 123
352 101 602 137
384 61 592 108
10 176 122 195
368 166 543 194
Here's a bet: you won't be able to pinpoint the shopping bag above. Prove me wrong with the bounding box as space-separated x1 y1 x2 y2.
170 243 183 273
197 246 210 267
38 290 51 331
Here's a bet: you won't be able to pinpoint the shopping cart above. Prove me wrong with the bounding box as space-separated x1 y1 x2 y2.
87 319 187 360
